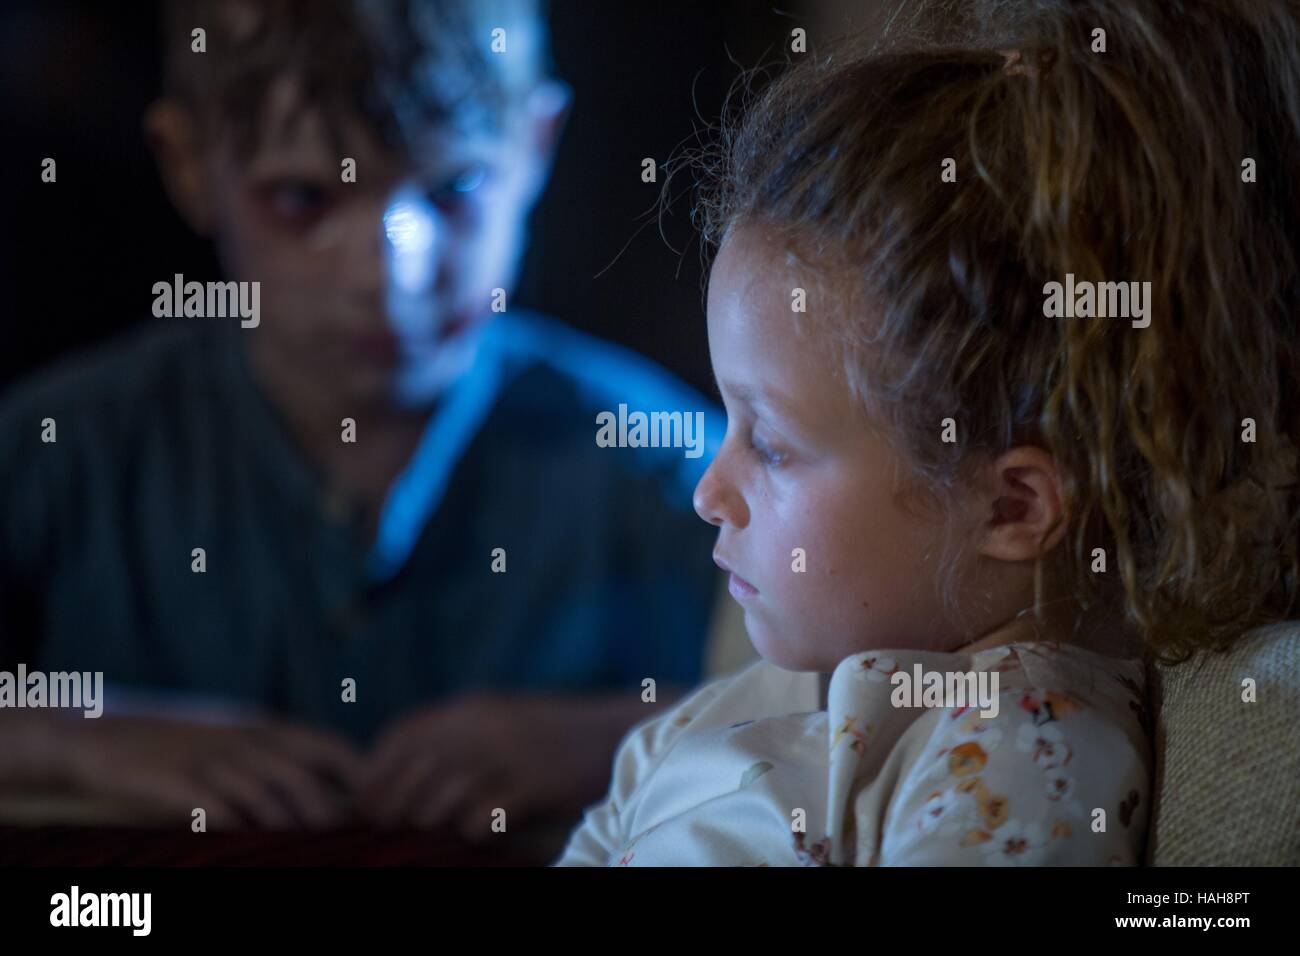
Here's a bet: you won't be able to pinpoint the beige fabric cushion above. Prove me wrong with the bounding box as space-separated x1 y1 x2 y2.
1146 620 1300 865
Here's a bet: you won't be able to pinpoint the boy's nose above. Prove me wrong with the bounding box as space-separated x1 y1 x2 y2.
311 198 390 296
382 189 441 297
341 217 387 298
693 458 749 530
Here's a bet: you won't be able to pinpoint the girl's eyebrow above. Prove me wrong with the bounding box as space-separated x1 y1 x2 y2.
715 378 761 407
718 380 805 428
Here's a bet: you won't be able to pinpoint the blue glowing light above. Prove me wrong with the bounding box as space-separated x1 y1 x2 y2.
382 192 438 294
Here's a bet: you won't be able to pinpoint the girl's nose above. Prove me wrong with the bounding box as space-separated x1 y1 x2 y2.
693 457 749 530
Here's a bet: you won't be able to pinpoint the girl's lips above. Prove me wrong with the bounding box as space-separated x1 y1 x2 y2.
728 572 759 600
714 553 759 599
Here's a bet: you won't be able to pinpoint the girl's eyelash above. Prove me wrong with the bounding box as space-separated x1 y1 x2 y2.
749 434 786 467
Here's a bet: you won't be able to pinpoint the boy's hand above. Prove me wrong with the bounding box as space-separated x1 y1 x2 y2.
61 714 364 829
358 691 653 840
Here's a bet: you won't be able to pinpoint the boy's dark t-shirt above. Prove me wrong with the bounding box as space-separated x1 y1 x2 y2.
0 312 722 744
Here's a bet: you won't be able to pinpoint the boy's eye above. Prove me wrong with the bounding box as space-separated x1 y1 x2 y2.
450 166 487 193
427 166 488 207
260 180 332 223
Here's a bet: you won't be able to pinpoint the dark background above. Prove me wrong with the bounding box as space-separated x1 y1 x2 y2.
1 0 835 397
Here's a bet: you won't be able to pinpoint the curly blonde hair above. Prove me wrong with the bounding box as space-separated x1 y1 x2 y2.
673 0 1300 663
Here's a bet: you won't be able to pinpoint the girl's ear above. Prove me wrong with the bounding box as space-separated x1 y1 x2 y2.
976 446 1067 563
143 99 216 236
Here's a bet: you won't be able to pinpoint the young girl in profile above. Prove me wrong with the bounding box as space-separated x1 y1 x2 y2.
556 0 1300 866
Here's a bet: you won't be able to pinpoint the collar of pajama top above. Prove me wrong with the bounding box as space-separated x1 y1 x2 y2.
822 644 1148 865
605 642 1150 867
823 647 1025 865
356 310 723 582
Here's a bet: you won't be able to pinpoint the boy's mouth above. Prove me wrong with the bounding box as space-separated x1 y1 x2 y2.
713 552 759 599
350 331 401 365
353 311 479 364
435 313 472 344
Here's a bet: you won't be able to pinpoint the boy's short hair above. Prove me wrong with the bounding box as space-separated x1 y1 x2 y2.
162 0 553 156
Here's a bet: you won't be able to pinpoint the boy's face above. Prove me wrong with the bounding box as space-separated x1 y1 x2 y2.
694 223 969 672
156 77 567 410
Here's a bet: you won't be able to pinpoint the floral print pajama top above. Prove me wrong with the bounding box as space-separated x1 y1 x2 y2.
554 642 1152 866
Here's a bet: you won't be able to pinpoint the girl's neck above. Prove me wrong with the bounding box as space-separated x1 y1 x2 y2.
814 592 1145 708
957 592 1145 659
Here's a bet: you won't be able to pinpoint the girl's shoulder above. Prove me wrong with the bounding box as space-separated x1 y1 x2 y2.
634 657 824 764
853 644 1154 865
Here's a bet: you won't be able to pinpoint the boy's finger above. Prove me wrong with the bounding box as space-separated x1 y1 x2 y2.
262 722 366 788
363 726 416 788
363 723 461 795
414 770 484 831
199 760 296 829
133 772 241 830
364 749 441 825
240 744 348 828
367 705 476 778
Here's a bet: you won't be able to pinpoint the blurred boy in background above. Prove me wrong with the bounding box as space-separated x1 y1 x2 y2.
0 0 721 839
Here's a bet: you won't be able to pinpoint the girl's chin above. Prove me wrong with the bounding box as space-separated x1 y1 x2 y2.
744 618 825 672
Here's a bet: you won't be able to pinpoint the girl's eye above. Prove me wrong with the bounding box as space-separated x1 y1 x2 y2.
749 433 786 467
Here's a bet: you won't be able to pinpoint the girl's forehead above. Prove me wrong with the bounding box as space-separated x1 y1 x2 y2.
711 224 804 305
709 228 856 423
710 224 855 340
